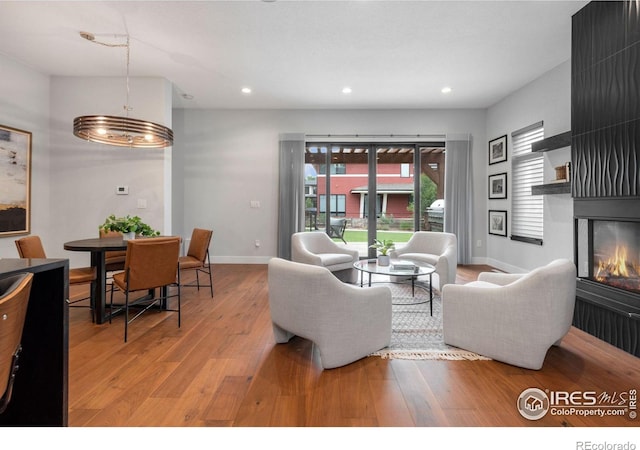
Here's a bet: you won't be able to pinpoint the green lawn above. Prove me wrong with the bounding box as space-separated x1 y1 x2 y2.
340 229 412 243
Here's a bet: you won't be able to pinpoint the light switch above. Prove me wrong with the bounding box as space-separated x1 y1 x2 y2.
250 200 260 208
137 199 147 209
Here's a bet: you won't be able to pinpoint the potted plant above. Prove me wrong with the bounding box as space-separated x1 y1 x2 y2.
100 214 160 240
369 238 395 266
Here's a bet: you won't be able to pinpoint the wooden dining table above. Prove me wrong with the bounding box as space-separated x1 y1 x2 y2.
64 237 127 324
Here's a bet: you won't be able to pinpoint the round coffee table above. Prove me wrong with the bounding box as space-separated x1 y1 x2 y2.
353 258 436 314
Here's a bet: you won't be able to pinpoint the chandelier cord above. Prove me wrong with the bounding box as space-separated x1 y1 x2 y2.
81 33 131 117
125 35 131 118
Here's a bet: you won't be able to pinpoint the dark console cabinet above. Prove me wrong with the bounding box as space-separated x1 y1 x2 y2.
0 258 68 426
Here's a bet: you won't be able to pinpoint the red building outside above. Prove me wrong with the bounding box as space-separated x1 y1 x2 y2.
304 144 444 232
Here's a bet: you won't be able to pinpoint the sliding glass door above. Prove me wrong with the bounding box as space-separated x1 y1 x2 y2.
304 141 445 258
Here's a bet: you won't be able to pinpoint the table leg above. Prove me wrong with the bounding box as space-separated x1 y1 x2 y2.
429 273 433 316
91 251 107 324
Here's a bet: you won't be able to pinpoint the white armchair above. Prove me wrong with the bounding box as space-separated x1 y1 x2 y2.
291 231 359 283
442 259 577 370
389 231 457 289
268 257 392 369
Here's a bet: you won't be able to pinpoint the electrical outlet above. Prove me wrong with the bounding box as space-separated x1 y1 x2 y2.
255 239 261 247
476 239 482 248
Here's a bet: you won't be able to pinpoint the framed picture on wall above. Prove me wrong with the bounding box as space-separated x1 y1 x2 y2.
488 172 507 199
0 124 31 236
488 210 507 237
489 135 507 165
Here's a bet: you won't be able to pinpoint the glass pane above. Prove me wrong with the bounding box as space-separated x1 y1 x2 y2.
332 145 369 256
374 146 416 257
306 143 370 256
304 145 326 232
593 220 640 294
420 146 445 231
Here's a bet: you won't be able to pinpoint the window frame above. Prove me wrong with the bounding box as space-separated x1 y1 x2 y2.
319 194 346 217
510 121 544 245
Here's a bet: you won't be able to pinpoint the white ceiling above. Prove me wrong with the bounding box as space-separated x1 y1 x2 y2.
0 0 587 110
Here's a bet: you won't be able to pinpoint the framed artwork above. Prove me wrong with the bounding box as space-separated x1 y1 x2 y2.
489 210 508 237
488 172 507 199
489 135 507 165
0 124 31 236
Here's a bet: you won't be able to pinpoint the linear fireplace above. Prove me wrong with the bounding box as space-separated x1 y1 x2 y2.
574 199 640 356
592 220 640 294
577 213 640 302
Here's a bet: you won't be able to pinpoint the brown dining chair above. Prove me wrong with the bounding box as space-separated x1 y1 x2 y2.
178 228 213 297
0 272 33 414
110 236 181 342
99 228 126 272
15 235 97 321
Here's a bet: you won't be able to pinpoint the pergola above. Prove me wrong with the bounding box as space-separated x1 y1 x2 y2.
305 144 445 199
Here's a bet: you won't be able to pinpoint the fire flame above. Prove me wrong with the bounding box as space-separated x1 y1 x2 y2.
595 245 632 280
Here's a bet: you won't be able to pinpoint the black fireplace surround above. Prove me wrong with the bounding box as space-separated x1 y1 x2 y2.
571 2 640 357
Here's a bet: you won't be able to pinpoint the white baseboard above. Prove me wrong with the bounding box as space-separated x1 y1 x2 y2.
469 257 527 273
484 258 527 274
210 256 271 264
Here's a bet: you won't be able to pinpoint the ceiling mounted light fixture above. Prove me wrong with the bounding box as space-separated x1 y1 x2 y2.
73 32 173 148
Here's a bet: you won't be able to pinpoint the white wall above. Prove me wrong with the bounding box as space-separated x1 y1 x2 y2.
485 60 573 272
49 76 172 267
1 51 572 272
0 54 51 258
173 108 487 263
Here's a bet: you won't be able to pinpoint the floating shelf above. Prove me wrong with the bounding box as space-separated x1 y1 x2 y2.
531 182 571 195
531 131 571 152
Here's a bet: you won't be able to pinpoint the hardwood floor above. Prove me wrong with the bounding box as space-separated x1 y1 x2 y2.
67 264 639 429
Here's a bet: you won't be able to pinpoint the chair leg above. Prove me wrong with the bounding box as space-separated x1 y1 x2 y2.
124 290 129 343
180 261 213 298
205 251 213 297
0 346 21 414
109 282 115 324
177 270 181 328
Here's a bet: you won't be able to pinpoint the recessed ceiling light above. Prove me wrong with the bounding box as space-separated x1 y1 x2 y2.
441 87 452 94
342 87 352 94
241 87 252 94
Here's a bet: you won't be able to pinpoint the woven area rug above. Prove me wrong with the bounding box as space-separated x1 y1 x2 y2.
369 282 491 361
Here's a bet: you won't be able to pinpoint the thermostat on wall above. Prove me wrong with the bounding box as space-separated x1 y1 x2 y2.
116 186 129 195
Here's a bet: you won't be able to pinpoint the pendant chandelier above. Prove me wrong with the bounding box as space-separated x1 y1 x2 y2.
73 32 173 149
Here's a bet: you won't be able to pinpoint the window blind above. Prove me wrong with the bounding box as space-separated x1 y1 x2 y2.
511 122 544 245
